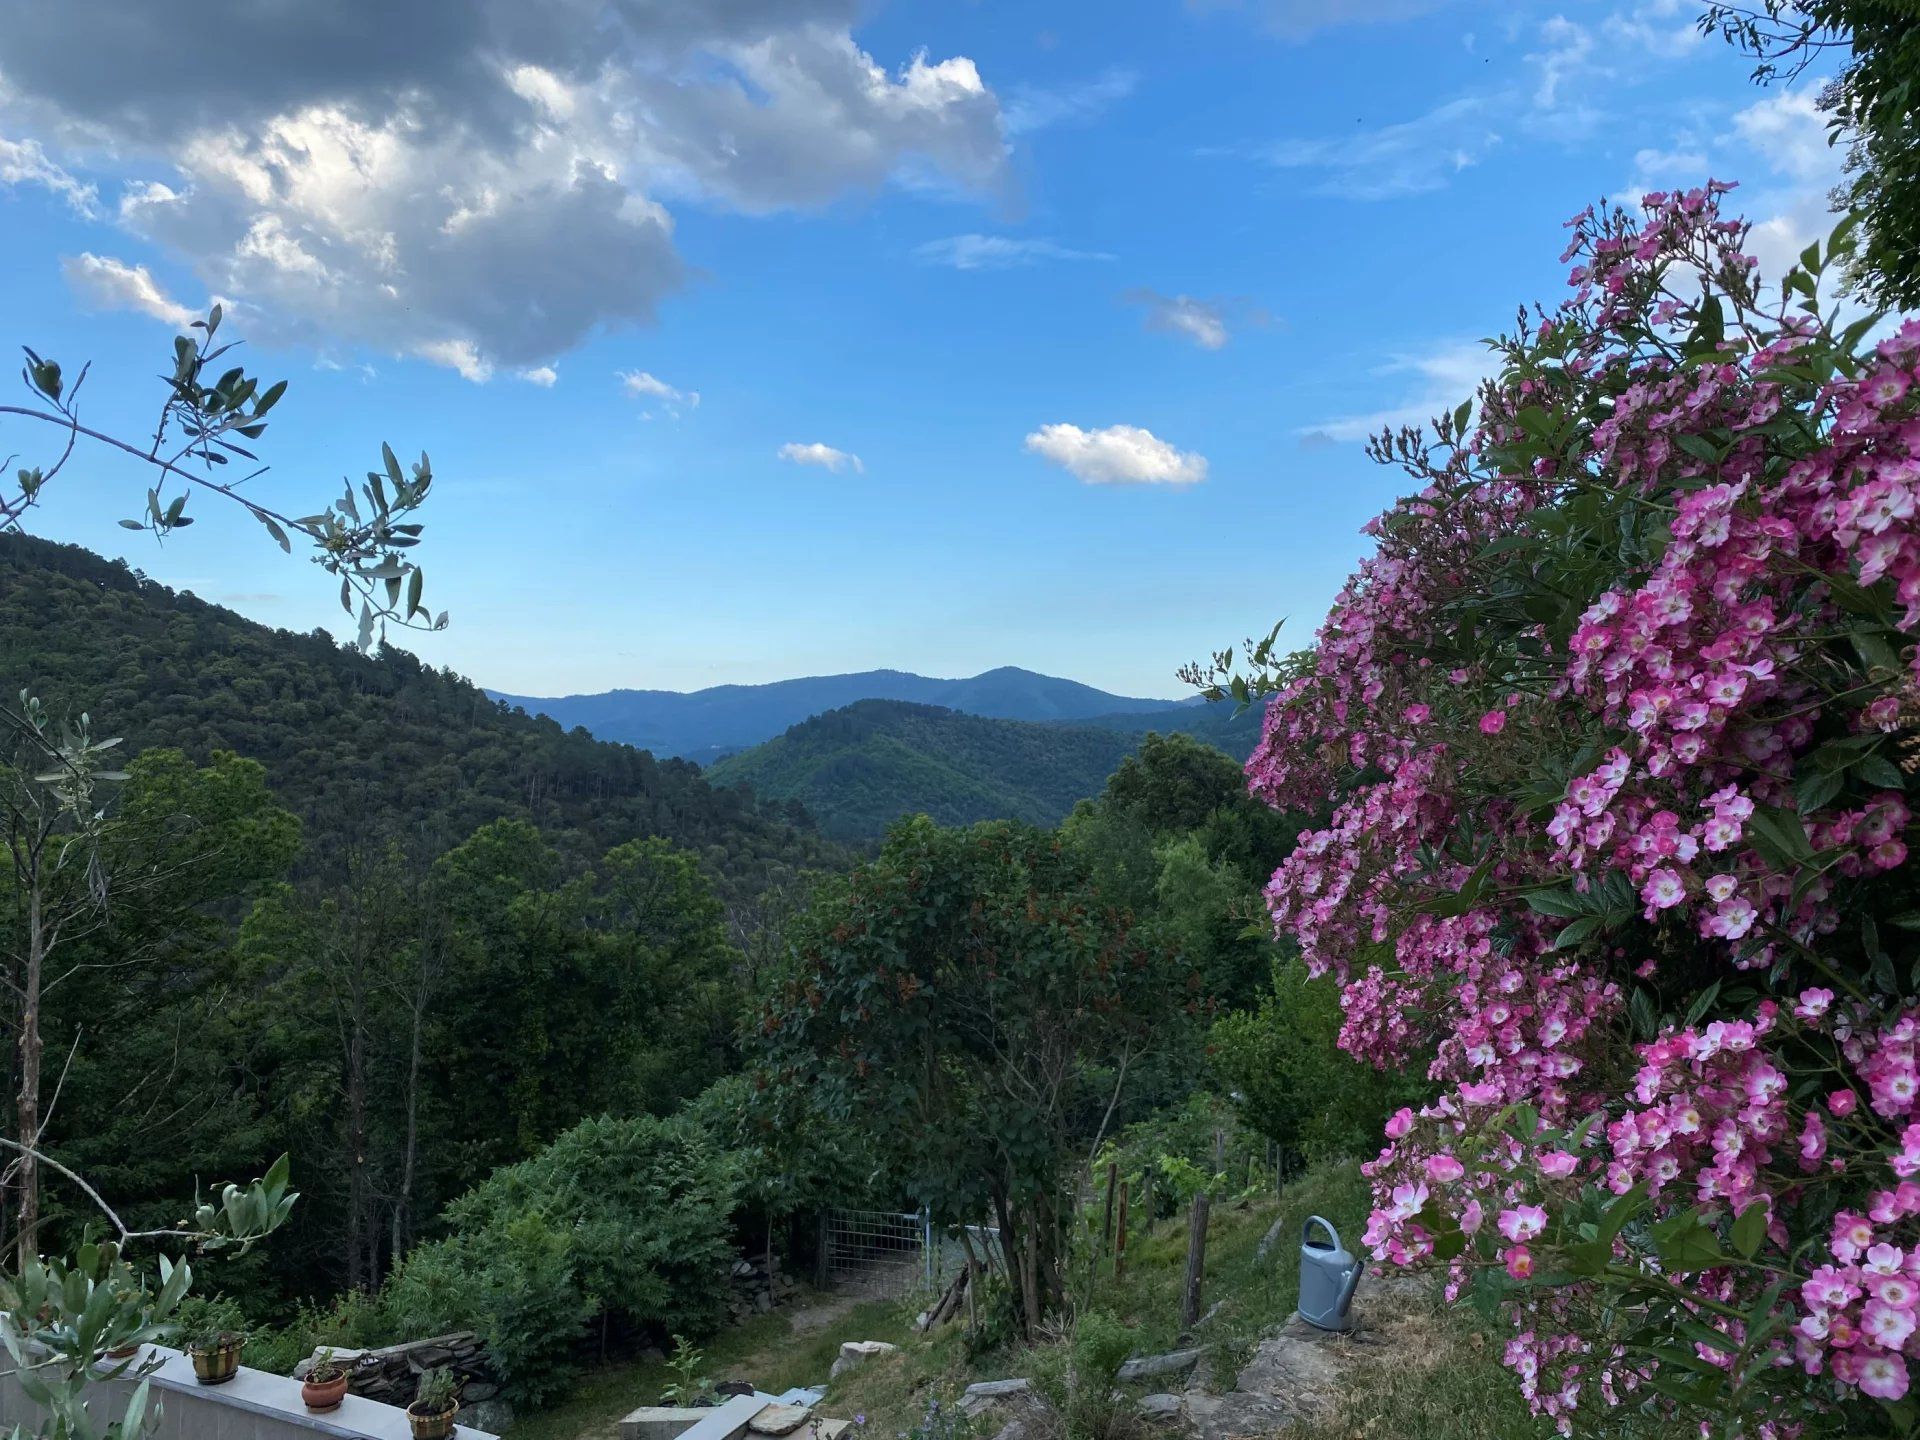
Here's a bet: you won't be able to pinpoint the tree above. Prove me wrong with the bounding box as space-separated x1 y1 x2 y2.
1703 2 1920 309
757 817 1190 1333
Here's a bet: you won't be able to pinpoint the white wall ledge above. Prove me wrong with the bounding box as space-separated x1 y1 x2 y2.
0 1344 498 1440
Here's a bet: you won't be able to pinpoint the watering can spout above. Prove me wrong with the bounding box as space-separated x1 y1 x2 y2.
1297 1215 1361 1333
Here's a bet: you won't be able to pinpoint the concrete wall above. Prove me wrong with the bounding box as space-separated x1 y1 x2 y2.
0 1345 498 1440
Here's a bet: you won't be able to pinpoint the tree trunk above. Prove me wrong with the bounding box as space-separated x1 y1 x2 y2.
345 990 370 1292
14 886 43 1268
393 985 425 1268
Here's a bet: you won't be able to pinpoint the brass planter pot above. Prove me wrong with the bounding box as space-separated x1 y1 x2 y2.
407 1400 459 1439
188 1336 243 1385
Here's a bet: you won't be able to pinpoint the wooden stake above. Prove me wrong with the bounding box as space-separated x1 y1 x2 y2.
1114 1183 1130 1280
1182 1192 1211 1330
1100 1161 1118 1256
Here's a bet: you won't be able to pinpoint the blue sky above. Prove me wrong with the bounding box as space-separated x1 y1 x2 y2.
0 0 1844 699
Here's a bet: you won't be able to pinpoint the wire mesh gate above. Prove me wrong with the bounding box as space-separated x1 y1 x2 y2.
823 1208 932 1296
822 1209 1003 1299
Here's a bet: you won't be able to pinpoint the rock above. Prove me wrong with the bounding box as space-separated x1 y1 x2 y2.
734 1260 756 1278
1184 1317 1351 1440
410 1345 455 1369
987 1421 1027 1440
717 1380 758 1398
755 1292 774 1313
462 1399 515 1435
461 1381 499 1402
621 1406 723 1440
1253 1217 1289 1263
812 1423 853 1440
958 1379 1032 1418
1116 1348 1205 1383
749 1404 814 1436
1136 1395 1182 1422
829 1341 898 1380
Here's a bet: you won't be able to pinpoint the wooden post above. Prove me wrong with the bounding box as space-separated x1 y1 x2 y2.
1100 1161 1118 1256
1142 1171 1155 1236
814 1210 830 1288
1113 1183 1130 1279
1182 1192 1211 1330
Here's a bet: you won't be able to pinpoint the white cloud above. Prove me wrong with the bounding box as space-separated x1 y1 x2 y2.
1301 339 1493 444
779 441 863 474
914 234 1116 271
1003 68 1136 134
1261 96 1500 199
0 2 1010 378
0 134 96 215
617 369 699 417
1023 423 1208 486
1732 90 1837 184
1189 0 1450 41
518 365 558 387
1122 289 1265 350
59 252 197 327
413 339 492 384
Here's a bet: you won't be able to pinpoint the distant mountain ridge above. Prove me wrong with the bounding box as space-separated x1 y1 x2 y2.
704 697 1265 842
488 665 1192 761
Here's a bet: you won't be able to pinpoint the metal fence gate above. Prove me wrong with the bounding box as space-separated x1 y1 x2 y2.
824 1208 932 1296
822 1209 1003 1300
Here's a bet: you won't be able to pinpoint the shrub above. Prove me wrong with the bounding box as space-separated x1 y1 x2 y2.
382 1112 735 1406
1228 185 1920 1434
1031 1310 1143 1440
1209 957 1423 1166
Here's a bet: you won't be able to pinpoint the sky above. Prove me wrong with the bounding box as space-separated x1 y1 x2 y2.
0 0 1849 700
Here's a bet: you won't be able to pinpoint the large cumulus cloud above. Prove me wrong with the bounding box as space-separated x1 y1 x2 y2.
0 0 1007 374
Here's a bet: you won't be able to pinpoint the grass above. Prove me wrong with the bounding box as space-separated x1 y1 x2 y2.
511 1294 919 1440
516 1158 1686 1440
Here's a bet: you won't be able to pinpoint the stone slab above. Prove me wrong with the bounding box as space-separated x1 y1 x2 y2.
618 1406 713 1440
748 1404 813 1436
1116 1349 1205 1383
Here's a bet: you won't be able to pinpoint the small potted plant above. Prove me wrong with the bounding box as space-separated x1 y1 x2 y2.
302 1347 351 1412
407 1365 459 1440
182 1325 245 1385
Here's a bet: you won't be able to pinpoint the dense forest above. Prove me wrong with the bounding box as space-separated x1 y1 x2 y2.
1 534 838 902
704 699 1254 841
4 531 1400 1422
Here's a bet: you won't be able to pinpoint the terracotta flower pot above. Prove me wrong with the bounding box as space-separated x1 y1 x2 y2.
407 1399 459 1440
104 1343 141 1361
188 1335 242 1385
302 1369 350 1411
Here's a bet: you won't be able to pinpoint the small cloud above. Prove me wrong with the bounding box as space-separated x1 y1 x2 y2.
617 369 699 418
60 253 197 328
915 234 1116 271
0 135 98 216
1024 423 1207 486
1300 338 1493 444
1190 0 1450 41
779 441 863 475
1004 68 1137 134
518 365 559 387
1123 289 1273 349
1261 95 1499 200
414 338 494 383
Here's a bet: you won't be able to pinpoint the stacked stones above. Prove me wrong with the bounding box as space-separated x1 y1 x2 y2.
726 1254 797 1321
297 1331 500 1409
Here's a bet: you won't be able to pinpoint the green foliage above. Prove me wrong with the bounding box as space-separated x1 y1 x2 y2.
760 817 1189 1327
414 1366 459 1415
659 1334 716 1406
0 532 840 900
1208 958 1424 1165
1030 1311 1144 1440
382 1113 736 1407
708 700 1266 843
1706 2 1920 310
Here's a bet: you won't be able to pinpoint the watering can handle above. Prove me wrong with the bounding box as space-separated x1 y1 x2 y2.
1302 1215 1342 1251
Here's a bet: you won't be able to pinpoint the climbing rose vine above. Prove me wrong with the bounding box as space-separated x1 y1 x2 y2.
1242 186 1920 1436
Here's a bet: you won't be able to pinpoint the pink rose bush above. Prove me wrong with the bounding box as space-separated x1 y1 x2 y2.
1240 186 1920 1435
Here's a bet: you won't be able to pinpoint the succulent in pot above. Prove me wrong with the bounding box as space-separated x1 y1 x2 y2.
407 1365 459 1440
302 1347 351 1412
182 1327 244 1385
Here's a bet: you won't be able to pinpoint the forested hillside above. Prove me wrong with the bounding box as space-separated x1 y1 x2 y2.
0 534 837 899
705 697 1264 841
